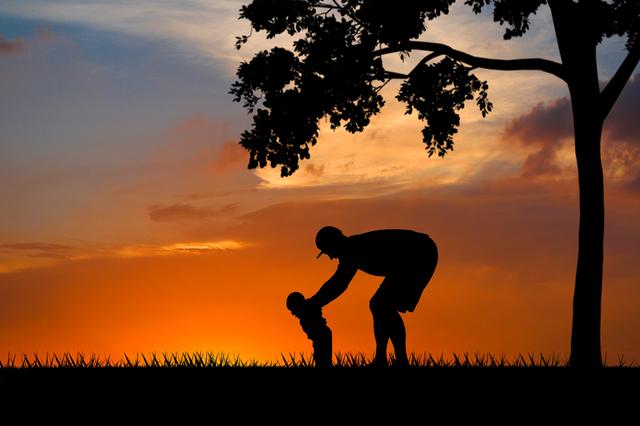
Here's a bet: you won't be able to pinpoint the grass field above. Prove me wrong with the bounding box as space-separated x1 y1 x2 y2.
0 351 635 368
1 352 637 419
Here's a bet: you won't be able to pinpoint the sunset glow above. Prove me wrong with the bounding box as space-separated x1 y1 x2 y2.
0 1 638 364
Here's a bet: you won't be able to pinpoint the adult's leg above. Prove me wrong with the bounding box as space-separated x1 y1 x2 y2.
370 297 389 366
370 290 409 367
388 310 408 366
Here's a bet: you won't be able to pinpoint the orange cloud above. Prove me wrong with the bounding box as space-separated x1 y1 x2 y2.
167 241 246 252
0 27 63 56
179 191 232 200
0 34 26 55
152 115 232 172
212 140 248 174
603 140 640 192
0 242 79 259
304 163 325 177
0 238 250 275
172 114 210 136
116 240 248 257
148 203 238 222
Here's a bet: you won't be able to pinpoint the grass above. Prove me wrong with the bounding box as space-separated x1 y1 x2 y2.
2 351 637 417
0 351 635 368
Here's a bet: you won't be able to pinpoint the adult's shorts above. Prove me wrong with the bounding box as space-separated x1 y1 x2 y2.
371 236 438 313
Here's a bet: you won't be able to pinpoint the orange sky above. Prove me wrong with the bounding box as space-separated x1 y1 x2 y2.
1 177 638 363
0 2 638 364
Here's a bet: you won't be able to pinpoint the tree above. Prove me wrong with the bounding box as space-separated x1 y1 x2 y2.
230 0 640 367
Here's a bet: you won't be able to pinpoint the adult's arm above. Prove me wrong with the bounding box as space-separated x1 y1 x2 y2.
307 262 358 308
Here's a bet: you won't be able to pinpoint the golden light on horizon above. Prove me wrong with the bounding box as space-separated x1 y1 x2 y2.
167 241 247 252
116 240 249 258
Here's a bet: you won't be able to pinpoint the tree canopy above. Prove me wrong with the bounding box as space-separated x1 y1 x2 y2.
231 0 639 177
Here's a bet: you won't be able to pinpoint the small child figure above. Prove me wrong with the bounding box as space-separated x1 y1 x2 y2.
286 291 332 367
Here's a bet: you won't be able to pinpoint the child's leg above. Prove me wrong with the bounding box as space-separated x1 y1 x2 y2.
311 323 332 367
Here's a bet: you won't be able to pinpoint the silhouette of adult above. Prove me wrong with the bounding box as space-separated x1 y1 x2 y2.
306 226 438 367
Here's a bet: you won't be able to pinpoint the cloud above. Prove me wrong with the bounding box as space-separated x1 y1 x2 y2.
603 76 640 187
165 241 245 252
34 26 59 44
500 97 571 178
0 242 79 259
520 144 564 178
0 0 252 74
0 2 573 200
0 241 94 273
212 140 248 174
116 240 248 257
0 238 250 274
503 74 640 148
148 203 238 222
304 164 325 177
606 74 640 143
171 114 211 136
0 26 63 56
0 33 26 54
502 97 573 147
0 0 569 87
252 90 502 191
179 191 231 200
502 76 640 181
153 115 250 175
602 140 640 190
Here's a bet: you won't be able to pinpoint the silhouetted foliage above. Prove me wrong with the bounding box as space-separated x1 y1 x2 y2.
231 0 498 176
232 0 640 367
397 57 491 157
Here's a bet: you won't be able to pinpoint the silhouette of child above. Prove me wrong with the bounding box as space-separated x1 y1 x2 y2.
286 291 332 367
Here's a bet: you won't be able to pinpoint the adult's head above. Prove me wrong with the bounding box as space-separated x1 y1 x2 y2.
315 226 347 260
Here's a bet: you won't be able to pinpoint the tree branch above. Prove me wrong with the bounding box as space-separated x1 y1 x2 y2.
375 41 567 81
408 52 444 76
329 0 365 29
600 43 640 120
383 71 409 79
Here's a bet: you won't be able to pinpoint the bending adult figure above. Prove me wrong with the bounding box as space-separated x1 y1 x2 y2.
306 226 438 367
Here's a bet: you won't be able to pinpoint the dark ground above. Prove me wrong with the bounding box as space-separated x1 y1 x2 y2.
1 367 638 419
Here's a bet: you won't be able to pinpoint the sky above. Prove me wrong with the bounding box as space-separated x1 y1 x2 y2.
0 1 638 364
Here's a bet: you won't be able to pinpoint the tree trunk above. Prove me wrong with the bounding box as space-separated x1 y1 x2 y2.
569 94 605 368
566 51 605 368
550 0 605 368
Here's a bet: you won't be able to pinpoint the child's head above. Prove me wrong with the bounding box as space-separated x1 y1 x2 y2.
286 291 306 317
